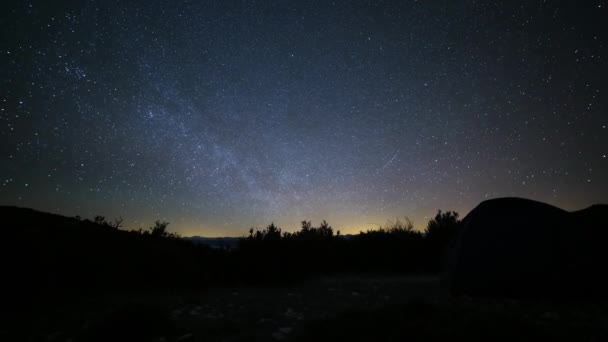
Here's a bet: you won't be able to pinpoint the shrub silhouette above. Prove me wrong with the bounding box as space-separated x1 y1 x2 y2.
350 217 425 273
248 222 282 241
284 220 334 241
425 210 461 270
425 210 460 241
94 215 106 225
4 205 465 291
147 220 179 238
236 215 459 280
93 215 123 229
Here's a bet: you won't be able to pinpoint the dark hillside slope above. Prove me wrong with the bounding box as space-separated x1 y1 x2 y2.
1 206 214 293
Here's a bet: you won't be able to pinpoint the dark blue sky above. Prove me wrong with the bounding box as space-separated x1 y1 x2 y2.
1 1 606 236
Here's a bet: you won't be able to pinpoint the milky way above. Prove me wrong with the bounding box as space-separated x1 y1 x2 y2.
1 1 607 236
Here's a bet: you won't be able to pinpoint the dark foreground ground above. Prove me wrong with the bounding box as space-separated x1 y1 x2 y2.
5 275 608 342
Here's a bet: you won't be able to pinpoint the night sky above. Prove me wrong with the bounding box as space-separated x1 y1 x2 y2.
1 1 606 236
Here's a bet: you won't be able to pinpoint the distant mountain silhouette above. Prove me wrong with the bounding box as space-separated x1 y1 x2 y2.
443 198 608 300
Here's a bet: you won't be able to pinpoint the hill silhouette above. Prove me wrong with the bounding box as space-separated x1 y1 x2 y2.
444 198 608 300
1 206 216 294
1 205 459 293
4 198 608 301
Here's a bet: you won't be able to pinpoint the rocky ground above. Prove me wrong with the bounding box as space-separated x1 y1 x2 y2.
6 275 608 341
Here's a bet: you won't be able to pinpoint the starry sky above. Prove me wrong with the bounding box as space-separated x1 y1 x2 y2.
1 1 607 236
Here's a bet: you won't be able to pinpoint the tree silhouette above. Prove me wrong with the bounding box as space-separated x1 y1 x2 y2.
425 210 461 269
149 220 171 237
383 217 415 233
93 215 123 229
110 217 123 229
248 222 282 241
94 215 106 226
425 210 460 243
318 220 333 238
